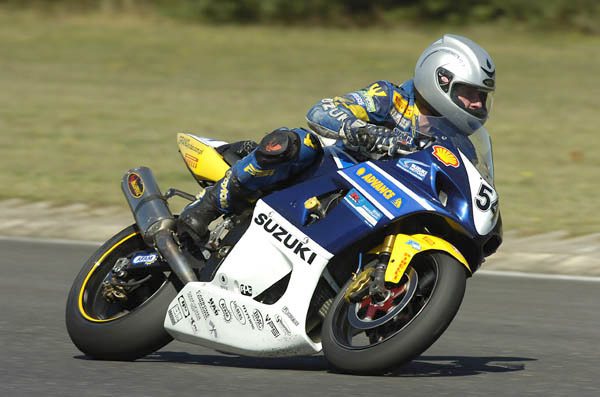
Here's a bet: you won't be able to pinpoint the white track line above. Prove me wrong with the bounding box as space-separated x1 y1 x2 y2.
2 235 600 283
478 269 600 283
0 235 101 246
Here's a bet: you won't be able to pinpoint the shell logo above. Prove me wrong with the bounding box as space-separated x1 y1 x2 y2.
432 145 460 168
356 167 366 176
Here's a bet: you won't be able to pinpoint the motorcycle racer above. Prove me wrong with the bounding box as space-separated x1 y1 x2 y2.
177 34 496 245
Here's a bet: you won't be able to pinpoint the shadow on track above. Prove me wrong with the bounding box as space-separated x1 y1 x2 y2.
140 351 329 372
85 352 534 376
389 355 536 377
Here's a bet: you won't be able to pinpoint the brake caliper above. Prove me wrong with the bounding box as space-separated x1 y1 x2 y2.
101 258 131 302
344 267 374 303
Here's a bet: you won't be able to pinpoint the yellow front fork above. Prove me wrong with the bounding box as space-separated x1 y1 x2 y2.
371 233 471 284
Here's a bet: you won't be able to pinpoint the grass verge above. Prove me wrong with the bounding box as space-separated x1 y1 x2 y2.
0 10 598 235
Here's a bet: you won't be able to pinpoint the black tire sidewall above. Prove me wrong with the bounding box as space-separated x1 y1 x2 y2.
65 225 180 360
322 252 467 374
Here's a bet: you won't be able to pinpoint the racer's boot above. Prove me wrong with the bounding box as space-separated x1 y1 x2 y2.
177 170 256 247
177 185 222 246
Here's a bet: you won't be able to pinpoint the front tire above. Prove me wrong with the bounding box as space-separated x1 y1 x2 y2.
322 252 467 374
65 225 181 360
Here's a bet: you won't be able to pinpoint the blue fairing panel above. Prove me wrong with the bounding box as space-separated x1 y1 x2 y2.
262 141 482 255
262 171 374 254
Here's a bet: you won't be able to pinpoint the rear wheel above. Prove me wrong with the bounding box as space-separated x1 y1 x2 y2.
322 252 467 374
65 225 181 360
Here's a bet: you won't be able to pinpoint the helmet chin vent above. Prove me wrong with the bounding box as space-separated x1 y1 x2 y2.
483 78 494 88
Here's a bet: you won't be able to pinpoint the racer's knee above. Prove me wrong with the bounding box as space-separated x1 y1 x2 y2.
255 127 322 167
255 128 300 167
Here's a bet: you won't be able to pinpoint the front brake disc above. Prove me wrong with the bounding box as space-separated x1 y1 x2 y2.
347 268 418 330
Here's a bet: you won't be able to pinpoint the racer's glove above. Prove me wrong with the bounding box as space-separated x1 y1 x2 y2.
385 128 418 155
341 120 393 151
342 120 416 154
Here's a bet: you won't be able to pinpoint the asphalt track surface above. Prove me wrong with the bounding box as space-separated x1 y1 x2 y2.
1 238 599 397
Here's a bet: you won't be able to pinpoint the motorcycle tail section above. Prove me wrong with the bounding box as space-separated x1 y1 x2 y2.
177 133 230 182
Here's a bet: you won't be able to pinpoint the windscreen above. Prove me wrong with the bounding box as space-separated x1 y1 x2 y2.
413 115 495 185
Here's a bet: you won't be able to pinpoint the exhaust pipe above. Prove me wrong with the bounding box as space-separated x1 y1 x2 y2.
122 167 197 284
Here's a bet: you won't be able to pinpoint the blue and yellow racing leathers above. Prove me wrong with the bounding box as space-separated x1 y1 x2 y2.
306 79 421 151
216 79 421 212
178 80 421 241
212 127 322 213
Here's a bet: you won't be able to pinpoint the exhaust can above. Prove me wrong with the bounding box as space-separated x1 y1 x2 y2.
121 167 175 243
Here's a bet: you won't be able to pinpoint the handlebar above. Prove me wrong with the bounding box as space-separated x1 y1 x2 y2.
376 135 435 156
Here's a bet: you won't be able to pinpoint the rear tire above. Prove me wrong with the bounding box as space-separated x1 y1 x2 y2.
322 252 467 374
65 225 181 360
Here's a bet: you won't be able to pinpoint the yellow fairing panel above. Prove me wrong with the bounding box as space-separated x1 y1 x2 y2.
384 234 471 283
177 133 230 182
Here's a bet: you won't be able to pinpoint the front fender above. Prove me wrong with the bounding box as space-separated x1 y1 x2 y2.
383 234 471 283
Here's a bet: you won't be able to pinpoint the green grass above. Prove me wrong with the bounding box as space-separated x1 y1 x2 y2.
0 10 599 235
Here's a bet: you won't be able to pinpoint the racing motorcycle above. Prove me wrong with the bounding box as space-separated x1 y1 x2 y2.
66 116 502 374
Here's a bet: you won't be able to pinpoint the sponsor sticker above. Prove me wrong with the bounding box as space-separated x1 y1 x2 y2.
252 309 264 331
396 158 430 181
208 320 217 338
348 92 365 106
131 253 158 265
127 172 144 198
240 284 253 297
366 82 387 98
421 235 437 246
303 133 319 150
265 315 280 338
399 118 411 129
393 92 408 113
195 292 210 320
406 239 422 251
282 306 300 326
184 153 198 169
219 299 232 322
168 304 183 325
392 252 412 280
178 135 204 154
187 291 203 321
390 108 403 124
432 145 460 168
230 301 246 325
355 167 399 201
189 317 199 334
208 298 219 316
243 163 275 177
274 314 291 336
253 213 318 265
242 305 255 330
343 188 383 227
178 296 190 318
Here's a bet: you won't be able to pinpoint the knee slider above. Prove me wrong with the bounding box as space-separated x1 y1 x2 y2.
255 128 300 167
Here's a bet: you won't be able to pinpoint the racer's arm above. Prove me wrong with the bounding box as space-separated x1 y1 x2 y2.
305 81 394 144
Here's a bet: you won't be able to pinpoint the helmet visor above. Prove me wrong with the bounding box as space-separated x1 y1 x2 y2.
450 83 493 120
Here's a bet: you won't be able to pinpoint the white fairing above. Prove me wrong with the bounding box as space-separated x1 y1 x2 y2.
188 134 229 148
460 150 499 236
164 200 334 357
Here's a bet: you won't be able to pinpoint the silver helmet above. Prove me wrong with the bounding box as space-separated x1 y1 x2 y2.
414 34 495 135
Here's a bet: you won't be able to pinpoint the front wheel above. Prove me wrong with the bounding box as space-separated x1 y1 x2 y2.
322 252 467 374
66 225 181 360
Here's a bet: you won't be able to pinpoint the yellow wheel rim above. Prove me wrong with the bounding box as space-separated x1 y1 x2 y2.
77 232 139 323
